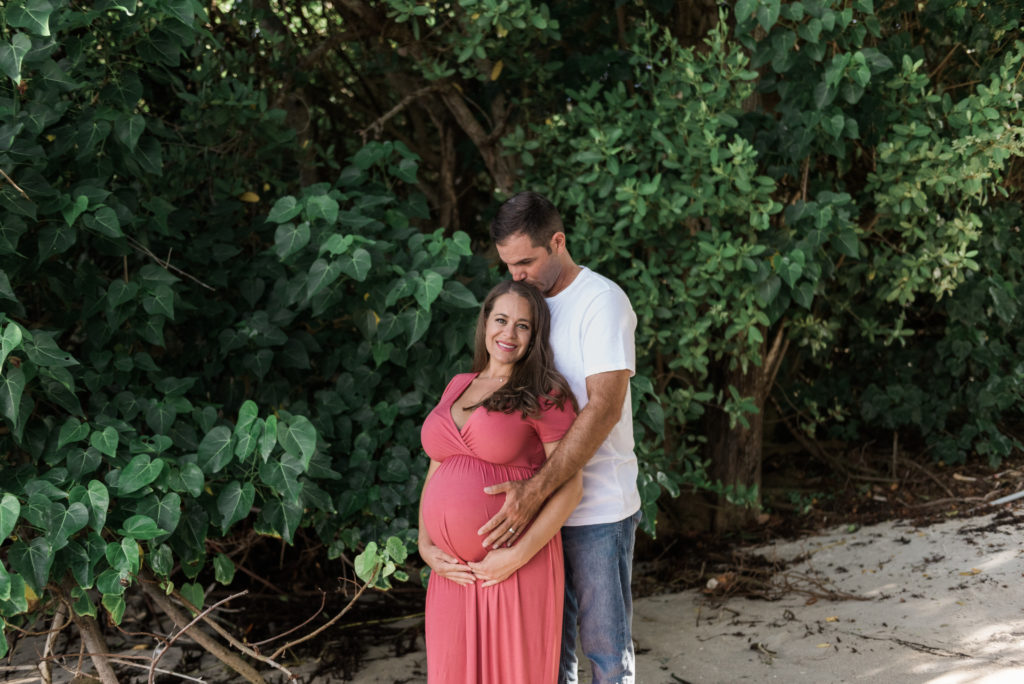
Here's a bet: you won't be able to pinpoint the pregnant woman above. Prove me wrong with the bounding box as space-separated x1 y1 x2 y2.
418 279 581 683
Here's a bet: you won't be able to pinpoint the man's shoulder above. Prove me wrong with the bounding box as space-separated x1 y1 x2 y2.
573 267 631 301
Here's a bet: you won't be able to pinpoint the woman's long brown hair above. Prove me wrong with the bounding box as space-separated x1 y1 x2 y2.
467 280 577 417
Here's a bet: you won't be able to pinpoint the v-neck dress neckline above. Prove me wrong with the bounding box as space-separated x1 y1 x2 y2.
449 372 484 434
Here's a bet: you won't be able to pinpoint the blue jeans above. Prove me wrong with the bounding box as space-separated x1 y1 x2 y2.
559 510 641 684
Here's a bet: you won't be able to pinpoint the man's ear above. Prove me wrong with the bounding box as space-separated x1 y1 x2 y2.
550 231 566 253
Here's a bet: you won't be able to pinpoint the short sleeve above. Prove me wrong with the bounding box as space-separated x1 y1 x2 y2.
528 398 577 443
581 288 637 378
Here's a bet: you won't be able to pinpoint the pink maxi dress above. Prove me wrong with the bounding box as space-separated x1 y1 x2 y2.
420 372 575 684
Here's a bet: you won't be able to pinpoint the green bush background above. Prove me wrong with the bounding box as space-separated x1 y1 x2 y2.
1 0 1022 671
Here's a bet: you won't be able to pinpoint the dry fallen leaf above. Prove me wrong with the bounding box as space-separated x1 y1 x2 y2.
959 568 982 576
826 616 839 622
816 643 831 648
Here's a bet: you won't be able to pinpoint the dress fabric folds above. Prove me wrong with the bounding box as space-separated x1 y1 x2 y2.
420 373 574 684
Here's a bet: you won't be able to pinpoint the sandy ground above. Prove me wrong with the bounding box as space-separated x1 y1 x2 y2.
7 506 1023 683
351 506 1024 684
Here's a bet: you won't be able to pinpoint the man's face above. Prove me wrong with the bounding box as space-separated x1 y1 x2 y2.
495 232 563 296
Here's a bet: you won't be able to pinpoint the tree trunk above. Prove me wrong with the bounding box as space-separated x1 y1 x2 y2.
705 327 788 533
706 361 765 532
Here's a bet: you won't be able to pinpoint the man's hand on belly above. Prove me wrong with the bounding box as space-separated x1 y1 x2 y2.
478 478 545 549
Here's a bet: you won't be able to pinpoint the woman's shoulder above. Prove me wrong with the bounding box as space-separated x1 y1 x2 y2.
537 389 576 416
441 372 476 395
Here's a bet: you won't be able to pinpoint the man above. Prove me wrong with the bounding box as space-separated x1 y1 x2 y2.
478 191 642 684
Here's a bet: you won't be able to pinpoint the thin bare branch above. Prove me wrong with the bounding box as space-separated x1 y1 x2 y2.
149 591 249 684
246 591 327 648
0 167 30 200
360 83 447 143
124 235 216 291
269 579 372 660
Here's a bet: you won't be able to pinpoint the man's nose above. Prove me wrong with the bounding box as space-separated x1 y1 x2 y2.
511 269 527 281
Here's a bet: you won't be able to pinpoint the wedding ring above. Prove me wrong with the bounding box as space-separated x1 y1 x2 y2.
508 527 516 534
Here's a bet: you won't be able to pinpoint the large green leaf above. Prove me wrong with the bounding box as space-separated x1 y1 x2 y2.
7 538 53 593
197 426 234 474
22 332 77 367
143 284 175 319
306 258 343 298
169 463 205 498
0 33 32 83
1 573 28 615
114 113 145 150
278 415 316 470
234 400 258 435
105 538 140 575
86 206 124 238
153 492 182 536
117 454 165 494
101 594 126 625
305 194 339 225
60 195 89 229
338 247 372 282
146 401 177 434
258 415 277 462
163 0 201 27
95 568 127 596
179 582 204 614
59 541 94 589
68 481 108 532
66 447 101 482
0 493 20 542
259 454 304 503
0 557 12 602
268 196 302 223
148 544 174 577
234 419 260 462
106 280 138 308
414 269 444 310
58 418 90 449
90 427 119 458
0 322 23 370
274 222 311 260
213 553 235 585
119 515 162 540
7 0 54 36
439 279 479 308
354 542 380 583
0 273 17 305
48 502 89 550
255 498 303 544
217 481 255 534
400 308 431 348
0 366 25 426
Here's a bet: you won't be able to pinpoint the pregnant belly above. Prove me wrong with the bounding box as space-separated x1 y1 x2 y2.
421 454 535 563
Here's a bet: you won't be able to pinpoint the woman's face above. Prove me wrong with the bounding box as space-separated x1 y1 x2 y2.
484 293 534 370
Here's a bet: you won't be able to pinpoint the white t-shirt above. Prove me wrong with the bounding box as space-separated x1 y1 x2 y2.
546 267 642 526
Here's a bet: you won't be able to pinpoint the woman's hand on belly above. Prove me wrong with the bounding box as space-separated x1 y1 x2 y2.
467 546 528 587
419 539 476 586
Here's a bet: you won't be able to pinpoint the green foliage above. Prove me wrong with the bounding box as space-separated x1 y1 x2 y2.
508 2 1024 524
732 0 1024 466
0 0 487 656
507 15 786 530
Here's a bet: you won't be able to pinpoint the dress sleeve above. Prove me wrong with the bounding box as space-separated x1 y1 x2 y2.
528 397 577 443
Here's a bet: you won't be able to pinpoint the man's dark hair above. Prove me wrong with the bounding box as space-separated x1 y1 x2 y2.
489 191 564 249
